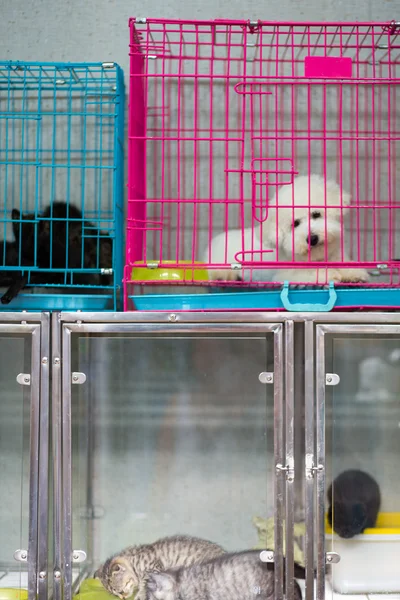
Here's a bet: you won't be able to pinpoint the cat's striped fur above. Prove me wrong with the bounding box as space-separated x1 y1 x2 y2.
145 550 302 600
95 535 225 599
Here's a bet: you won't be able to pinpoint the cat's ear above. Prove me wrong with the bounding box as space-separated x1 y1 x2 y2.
110 558 127 574
146 573 175 593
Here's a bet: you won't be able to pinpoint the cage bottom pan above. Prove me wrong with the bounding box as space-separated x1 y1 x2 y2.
131 285 400 312
0 291 118 312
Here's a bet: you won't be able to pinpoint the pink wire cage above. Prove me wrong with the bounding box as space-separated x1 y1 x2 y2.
125 18 400 310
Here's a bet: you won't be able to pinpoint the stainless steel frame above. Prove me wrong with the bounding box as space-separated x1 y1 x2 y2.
54 311 400 600
52 312 62 600
38 313 50 600
304 320 315 600
273 323 284 600
0 313 49 600
284 321 295 600
315 322 400 600
58 317 284 600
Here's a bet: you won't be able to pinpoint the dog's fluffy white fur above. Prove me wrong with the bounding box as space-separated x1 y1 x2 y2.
205 174 369 284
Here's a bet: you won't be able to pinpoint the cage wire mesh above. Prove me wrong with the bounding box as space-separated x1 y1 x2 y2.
125 19 400 309
0 61 125 311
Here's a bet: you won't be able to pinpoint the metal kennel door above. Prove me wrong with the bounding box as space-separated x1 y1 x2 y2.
57 316 299 600
0 313 49 600
313 323 400 600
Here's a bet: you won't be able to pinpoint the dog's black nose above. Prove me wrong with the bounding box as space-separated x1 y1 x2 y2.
307 234 319 247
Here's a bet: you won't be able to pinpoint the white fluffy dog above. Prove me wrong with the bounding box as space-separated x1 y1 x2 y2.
205 174 369 285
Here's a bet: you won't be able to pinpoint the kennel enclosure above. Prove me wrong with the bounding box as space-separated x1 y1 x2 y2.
126 19 400 311
1 310 400 600
0 61 124 312
49 310 400 600
0 312 49 600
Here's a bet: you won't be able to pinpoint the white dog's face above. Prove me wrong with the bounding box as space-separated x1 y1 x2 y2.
278 206 343 261
264 175 350 263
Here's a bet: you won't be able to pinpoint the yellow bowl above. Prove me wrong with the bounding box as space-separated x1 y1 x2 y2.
0 590 28 600
325 512 400 535
131 260 208 283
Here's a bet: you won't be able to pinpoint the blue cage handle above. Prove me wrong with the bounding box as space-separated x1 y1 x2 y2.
280 281 337 312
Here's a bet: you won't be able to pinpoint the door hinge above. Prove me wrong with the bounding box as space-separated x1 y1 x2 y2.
259 372 274 384
16 373 30 386
14 549 28 562
72 550 87 563
72 372 86 384
259 550 274 563
325 373 340 386
326 552 341 564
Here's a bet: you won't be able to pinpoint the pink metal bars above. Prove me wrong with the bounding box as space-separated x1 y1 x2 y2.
125 18 400 309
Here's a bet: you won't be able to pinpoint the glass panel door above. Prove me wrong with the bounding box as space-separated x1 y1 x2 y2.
61 323 282 600
316 324 400 600
0 327 41 600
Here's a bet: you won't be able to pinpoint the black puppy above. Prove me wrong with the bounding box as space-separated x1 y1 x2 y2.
0 202 113 304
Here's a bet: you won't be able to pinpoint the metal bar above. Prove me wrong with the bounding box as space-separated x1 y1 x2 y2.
285 320 295 600
37 313 50 600
315 327 326 600
28 326 41 600
59 312 400 325
317 324 400 335
274 323 284 600
304 321 314 600
52 312 62 600
293 323 304 520
62 326 73 600
61 322 285 335
0 313 44 322
0 325 39 334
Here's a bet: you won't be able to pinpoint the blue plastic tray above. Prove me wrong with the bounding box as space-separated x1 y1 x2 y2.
132 284 400 312
0 293 116 312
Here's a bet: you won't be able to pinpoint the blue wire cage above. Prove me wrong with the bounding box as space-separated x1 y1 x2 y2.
0 61 125 311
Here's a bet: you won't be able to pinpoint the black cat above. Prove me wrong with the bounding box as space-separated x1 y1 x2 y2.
327 469 381 539
0 202 113 304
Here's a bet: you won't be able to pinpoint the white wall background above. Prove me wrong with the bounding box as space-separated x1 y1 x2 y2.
0 0 398 81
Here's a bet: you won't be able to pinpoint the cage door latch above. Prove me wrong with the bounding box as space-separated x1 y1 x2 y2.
276 462 294 482
305 454 324 479
72 372 86 384
16 373 30 386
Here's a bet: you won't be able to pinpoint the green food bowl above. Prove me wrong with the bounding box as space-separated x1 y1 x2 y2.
131 260 208 283
0 589 28 600
73 579 137 600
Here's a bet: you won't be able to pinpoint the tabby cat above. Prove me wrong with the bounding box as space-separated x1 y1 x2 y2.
95 535 225 600
145 550 302 600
